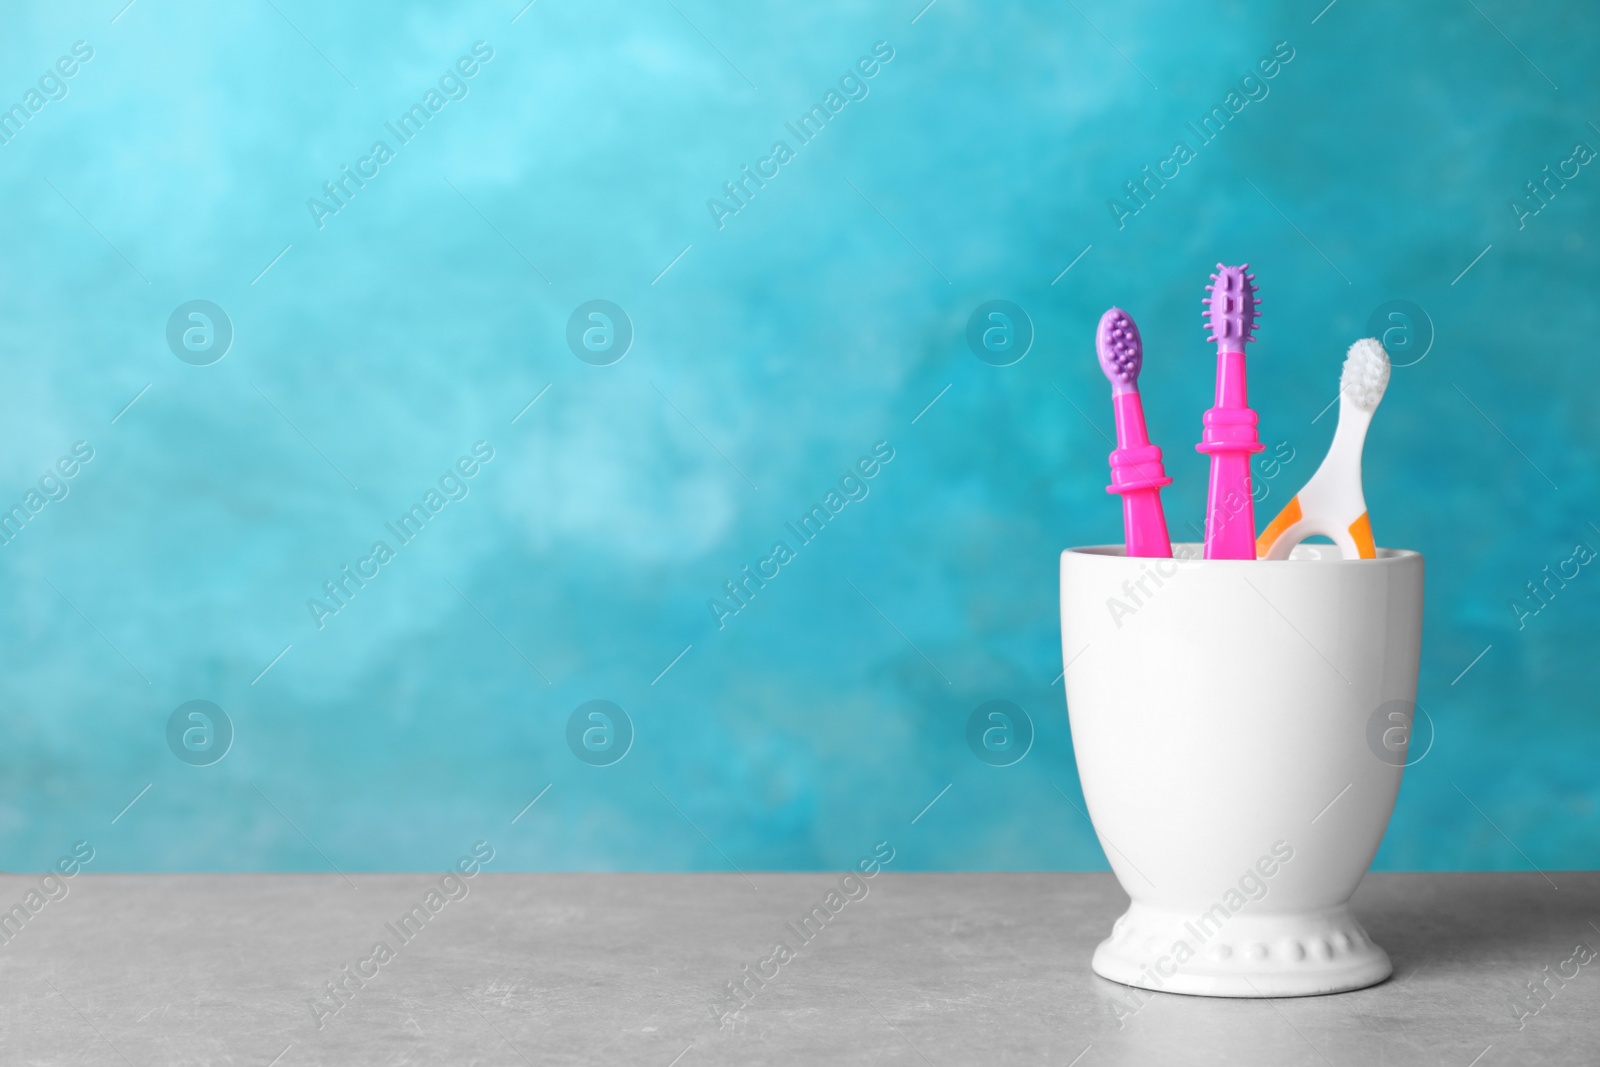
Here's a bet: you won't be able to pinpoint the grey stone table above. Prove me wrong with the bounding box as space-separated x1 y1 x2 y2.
1 871 1596 1065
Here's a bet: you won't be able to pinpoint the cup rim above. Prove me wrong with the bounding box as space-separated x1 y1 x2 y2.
1062 542 1422 566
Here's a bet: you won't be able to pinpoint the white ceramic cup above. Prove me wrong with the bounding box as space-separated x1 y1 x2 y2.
1060 542 1424 997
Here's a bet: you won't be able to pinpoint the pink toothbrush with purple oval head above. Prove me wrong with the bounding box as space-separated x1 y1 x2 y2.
1196 264 1267 560
1096 307 1172 559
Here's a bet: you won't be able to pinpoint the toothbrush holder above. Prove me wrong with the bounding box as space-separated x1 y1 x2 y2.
1059 542 1424 997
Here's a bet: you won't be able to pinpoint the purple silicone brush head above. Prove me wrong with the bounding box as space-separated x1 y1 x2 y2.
1096 307 1143 393
1203 263 1261 353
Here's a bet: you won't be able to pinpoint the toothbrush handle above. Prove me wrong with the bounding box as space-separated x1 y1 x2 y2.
1199 450 1260 558
1196 406 1265 560
1106 392 1172 559
1119 485 1172 558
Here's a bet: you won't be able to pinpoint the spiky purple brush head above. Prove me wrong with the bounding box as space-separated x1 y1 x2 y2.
1203 263 1260 353
1096 307 1142 391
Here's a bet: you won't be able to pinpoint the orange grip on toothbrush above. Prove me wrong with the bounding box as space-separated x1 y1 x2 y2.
1347 512 1376 558
1258 339 1391 561
1255 494 1303 558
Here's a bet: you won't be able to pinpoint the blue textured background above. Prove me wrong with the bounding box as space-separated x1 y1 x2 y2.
0 0 1595 873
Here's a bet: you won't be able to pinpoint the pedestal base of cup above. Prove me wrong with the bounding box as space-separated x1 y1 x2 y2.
1091 901 1392 998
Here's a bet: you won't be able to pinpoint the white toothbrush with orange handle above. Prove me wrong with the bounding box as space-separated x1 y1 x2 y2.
1257 338 1391 560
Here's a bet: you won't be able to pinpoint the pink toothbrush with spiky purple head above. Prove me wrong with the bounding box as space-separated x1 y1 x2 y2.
1096 307 1172 558
1196 264 1267 559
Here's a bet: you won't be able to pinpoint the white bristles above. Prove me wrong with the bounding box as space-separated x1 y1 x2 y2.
1340 338 1390 412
